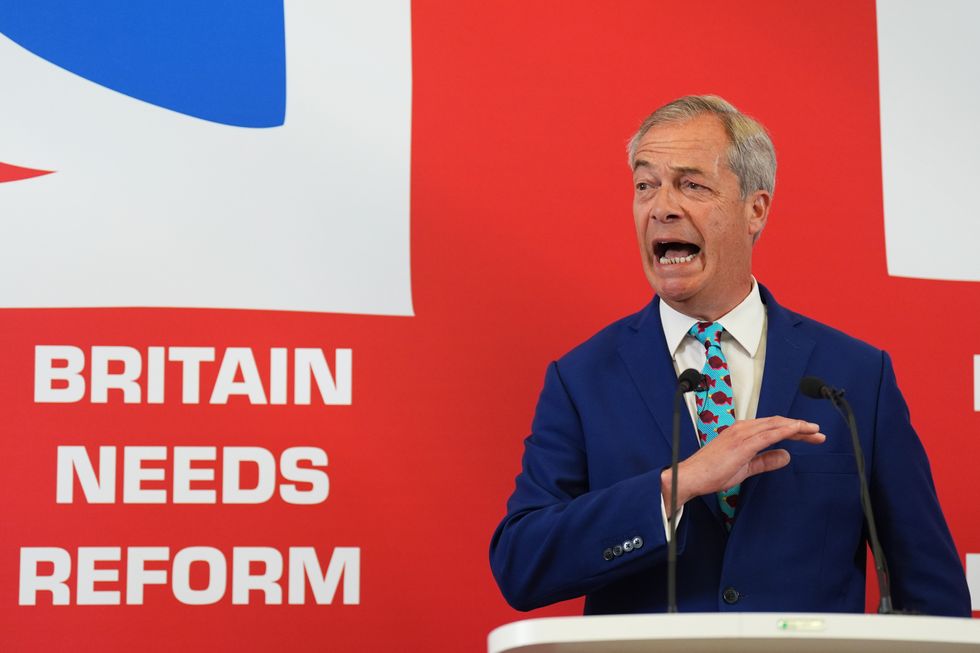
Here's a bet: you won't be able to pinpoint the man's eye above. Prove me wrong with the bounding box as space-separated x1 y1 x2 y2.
635 182 651 191
684 181 707 191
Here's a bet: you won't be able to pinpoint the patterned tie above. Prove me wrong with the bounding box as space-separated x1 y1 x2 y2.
688 321 739 530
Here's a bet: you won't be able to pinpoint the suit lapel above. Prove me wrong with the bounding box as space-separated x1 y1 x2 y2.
754 285 814 420
617 297 723 524
735 285 815 522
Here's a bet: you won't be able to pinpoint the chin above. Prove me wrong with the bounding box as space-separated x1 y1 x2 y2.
647 266 693 293
651 279 697 304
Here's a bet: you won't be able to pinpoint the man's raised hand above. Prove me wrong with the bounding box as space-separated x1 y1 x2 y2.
661 416 825 512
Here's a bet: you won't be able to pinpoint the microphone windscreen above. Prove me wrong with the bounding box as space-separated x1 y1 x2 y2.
678 368 704 392
799 376 828 399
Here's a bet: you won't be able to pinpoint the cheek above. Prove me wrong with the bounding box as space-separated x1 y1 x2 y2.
702 211 741 244
632 208 647 239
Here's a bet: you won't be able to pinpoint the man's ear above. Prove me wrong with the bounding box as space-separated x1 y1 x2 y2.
747 190 771 240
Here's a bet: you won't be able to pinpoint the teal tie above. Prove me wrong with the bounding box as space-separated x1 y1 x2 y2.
688 322 739 530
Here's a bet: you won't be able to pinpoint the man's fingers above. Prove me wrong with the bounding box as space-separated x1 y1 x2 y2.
746 449 791 477
793 431 827 444
751 420 825 448
741 416 818 433
722 416 819 442
688 417 825 495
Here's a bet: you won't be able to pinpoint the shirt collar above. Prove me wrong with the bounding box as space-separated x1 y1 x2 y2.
659 278 766 358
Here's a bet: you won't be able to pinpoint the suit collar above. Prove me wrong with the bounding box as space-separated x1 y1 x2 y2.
754 284 814 419
621 283 812 421
619 297 694 448
620 296 696 458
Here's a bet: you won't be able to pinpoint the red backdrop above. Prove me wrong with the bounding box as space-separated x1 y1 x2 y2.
3 1 977 650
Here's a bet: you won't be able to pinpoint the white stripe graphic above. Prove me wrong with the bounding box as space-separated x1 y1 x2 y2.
878 0 980 282
0 1 413 315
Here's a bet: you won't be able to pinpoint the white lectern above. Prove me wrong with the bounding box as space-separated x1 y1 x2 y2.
488 613 980 652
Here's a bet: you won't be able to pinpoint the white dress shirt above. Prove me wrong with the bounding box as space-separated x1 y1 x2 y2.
657 279 768 536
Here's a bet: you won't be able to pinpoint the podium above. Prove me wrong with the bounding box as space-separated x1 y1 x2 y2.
488 613 980 652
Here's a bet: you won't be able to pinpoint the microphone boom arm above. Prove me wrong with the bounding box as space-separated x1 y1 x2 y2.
828 390 893 614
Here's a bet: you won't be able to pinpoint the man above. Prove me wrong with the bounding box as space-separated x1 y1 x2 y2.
489 95 971 615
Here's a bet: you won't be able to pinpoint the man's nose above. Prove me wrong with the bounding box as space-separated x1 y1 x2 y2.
649 186 682 223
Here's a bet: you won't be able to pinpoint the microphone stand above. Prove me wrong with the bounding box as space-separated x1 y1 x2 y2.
825 388 894 614
667 369 702 613
668 388 683 613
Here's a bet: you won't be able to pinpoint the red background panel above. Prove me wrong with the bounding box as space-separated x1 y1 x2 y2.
2 1 977 651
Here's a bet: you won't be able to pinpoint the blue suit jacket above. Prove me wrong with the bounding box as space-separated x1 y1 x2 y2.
490 286 970 615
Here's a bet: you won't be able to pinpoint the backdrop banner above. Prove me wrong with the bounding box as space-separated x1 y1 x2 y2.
2 1 978 651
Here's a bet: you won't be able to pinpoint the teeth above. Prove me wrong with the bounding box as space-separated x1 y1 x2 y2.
658 252 698 265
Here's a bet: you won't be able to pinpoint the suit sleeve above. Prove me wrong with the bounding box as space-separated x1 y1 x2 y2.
489 361 687 611
870 351 971 616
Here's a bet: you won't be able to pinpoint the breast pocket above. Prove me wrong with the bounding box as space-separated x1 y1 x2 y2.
791 453 861 522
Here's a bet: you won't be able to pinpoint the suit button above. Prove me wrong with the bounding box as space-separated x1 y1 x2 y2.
602 548 614 561
612 545 624 557
632 536 643 549
623 539 634 552
722 587 740 604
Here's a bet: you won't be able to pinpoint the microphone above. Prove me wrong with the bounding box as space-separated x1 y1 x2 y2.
799 376 893 614
667 368 704 614
677 368 705 394
799 375 837 400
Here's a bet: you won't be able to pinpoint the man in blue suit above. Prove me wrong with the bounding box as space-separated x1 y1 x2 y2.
489 95 971 616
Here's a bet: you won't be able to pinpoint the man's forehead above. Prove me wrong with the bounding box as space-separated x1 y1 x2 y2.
634 136 719 158
633 115 729 166
632 141 723 173
633 120 729 173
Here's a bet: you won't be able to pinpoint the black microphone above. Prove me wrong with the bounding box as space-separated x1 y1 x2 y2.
667 368 704 614
799 376 894 614
799 375 837 400
677 368 704 394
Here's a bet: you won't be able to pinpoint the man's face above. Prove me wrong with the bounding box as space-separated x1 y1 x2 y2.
632 114 769 320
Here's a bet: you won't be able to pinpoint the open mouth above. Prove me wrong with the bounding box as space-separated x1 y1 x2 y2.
654 241 701 265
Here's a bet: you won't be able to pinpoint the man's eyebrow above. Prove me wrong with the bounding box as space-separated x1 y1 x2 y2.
669 165 706 176
631 161 707 176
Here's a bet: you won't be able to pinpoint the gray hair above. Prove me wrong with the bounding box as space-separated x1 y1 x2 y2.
627 95 776 199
